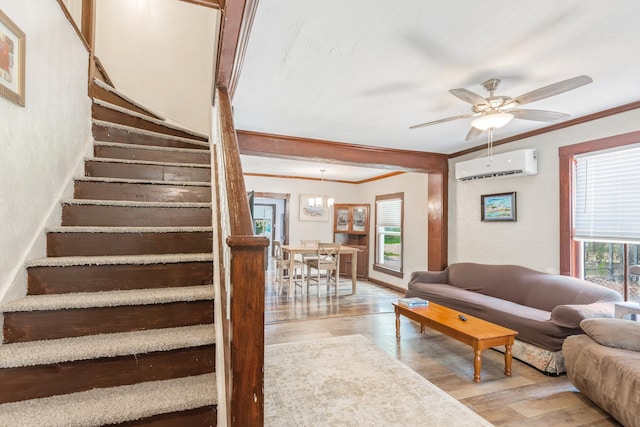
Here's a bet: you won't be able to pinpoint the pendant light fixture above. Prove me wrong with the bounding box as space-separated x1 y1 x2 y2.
308 169 334 210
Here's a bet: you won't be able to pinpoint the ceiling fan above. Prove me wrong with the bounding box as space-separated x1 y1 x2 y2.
409 75 593 142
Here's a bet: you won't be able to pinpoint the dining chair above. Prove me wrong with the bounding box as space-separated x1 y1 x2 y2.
299 239 320 284
273 241 304 296
303 243 341 297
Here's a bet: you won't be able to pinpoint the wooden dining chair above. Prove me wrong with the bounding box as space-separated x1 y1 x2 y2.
273 241 304 296
303 243 341 297
298 239 320 285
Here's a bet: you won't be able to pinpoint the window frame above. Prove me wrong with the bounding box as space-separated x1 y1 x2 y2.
559 129 640 300
373 192 404 278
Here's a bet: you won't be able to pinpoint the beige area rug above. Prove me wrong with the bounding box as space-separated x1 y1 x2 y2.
265 335 493 427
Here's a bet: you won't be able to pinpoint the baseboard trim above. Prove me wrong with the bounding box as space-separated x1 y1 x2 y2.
367 277 405 294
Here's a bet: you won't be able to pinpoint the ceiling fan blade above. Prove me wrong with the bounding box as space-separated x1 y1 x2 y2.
449 88 489 106
509 75 593 106
409 113 475 129
465 126 484 141
511 109 570 122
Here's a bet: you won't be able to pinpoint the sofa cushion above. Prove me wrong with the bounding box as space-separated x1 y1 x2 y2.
564 334 640 427
550 302 618 329
580 318 640 352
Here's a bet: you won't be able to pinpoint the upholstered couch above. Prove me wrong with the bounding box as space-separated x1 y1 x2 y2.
405 263 622 374
564 318 640 427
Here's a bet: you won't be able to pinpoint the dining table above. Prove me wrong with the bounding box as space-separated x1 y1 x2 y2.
280 244 360 298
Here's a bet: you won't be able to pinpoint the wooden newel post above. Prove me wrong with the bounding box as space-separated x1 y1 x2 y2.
226 235 269 427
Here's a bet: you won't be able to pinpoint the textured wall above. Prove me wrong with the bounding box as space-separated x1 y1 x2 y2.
448 109 640 274
0 0 92 303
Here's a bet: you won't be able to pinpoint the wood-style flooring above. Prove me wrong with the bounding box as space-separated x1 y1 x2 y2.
264 262 621 426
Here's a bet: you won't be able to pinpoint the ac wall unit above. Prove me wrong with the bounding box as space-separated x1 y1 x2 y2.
455 149 538 181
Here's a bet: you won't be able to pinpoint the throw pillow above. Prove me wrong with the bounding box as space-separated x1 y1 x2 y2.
580 318 640 352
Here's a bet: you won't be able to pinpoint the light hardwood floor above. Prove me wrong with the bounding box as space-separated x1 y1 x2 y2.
264 262 621 426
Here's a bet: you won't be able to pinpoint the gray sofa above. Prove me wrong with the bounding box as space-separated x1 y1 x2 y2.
406 263 622 373
564 318 640 427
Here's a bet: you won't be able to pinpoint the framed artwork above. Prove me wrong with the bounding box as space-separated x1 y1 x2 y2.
299 194 329 222
0 9 25 106
481 192 517 222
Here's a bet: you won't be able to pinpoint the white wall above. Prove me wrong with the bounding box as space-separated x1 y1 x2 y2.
95 0 219 135
244 171 429 289
361 173 429 289
449 109 640 274
0 0 92 304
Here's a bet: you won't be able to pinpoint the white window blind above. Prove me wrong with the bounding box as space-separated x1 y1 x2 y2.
574 146 640 242
376 199 402 226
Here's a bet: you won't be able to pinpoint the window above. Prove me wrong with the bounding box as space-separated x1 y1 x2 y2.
571 144 640 301
374 193 403 276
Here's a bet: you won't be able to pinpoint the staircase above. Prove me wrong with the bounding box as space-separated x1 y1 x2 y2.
0 79 218 426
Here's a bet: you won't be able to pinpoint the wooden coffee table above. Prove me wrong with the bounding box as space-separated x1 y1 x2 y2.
393 302 518 383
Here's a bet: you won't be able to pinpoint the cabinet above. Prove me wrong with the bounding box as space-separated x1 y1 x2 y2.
333 204 370 279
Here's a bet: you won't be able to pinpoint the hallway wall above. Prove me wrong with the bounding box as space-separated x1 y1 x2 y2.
0 0 92 304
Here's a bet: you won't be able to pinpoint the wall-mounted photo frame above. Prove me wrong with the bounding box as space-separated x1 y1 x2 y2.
481 192 517 222
299 194 329 222
0 8 25 107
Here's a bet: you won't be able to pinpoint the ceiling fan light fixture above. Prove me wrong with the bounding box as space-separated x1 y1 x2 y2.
471 112 514 130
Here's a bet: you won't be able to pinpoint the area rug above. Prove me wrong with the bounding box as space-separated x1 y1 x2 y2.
264 334 493 426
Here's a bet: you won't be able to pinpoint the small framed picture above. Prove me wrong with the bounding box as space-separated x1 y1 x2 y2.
0 8 26 106
481 192 516 222
299 194 329 222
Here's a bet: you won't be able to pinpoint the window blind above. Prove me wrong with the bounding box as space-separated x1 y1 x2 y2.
574 146 640 242
376 198 402 227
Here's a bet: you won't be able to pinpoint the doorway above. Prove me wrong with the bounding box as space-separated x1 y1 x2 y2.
253 192 291 256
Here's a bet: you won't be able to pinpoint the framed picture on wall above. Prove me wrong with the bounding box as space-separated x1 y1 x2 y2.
0 9 26 106
481 192 517 222
299 194 329 222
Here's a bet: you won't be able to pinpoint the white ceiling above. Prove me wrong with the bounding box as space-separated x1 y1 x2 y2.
233 0 640 180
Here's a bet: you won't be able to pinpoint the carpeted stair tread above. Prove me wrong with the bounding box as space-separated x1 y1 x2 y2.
86 156 210 169
46 226 212 233
74 175 211 186
61 198 211 208
26 253 214 268
92 79 165 121
93 99 209 141
0 324 215 368
2 285 214 312
0 372 216 426
92 120 210 148
94 140 211 155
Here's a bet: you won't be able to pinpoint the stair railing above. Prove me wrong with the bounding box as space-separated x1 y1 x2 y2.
213 86 268 426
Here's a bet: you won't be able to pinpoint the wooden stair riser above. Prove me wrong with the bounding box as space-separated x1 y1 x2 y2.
94 145 210 165
28 262 213 294
85 161 211 183
92 122 208 150
0 345 214 403
92 103 207 142
3 301 214 343
74 180 211 203
118 406 217 427
47 231 213 257
62 204 212 227
90 84 163 121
